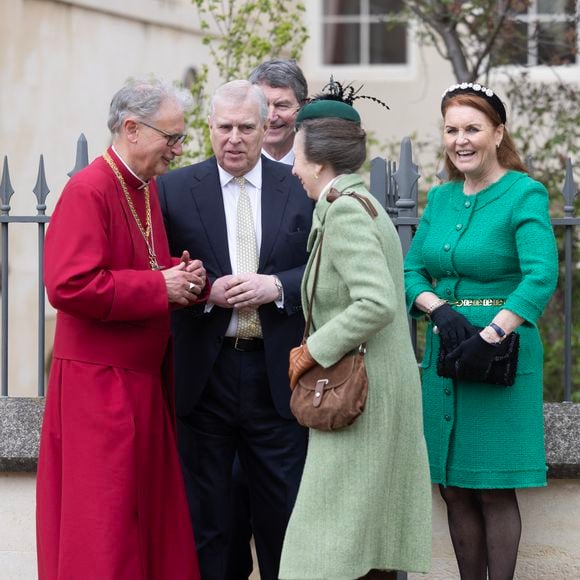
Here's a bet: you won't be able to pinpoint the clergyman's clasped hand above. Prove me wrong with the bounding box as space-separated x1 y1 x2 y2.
162 250 207 306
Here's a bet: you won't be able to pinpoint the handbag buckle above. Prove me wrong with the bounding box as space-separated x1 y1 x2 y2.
313 379 328 408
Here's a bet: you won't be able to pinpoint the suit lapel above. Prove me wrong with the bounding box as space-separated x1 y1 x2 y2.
258 159 288 271
190 159 232 275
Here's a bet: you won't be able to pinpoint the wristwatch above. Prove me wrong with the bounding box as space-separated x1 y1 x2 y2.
272 275 283 301
481 323 505 346
489 322 506 338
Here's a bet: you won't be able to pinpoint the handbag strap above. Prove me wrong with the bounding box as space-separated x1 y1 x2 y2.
303 230 324 341
302 188 377 343
327 188 379 217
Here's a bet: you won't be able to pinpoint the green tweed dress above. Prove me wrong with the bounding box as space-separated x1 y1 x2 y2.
405 171 558 489
279 174 432 580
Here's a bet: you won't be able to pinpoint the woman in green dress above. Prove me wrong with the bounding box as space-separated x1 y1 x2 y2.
279 83 431 580
405 83 558 579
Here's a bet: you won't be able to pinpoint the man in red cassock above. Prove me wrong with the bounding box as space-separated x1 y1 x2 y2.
36 77 206 580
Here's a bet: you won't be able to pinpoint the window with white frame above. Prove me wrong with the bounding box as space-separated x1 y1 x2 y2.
496 0 579 66
321 0 407 66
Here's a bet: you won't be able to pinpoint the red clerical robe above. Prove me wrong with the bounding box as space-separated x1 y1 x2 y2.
36 147 200 580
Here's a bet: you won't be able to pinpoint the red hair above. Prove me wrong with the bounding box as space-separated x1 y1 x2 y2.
441 93 527 181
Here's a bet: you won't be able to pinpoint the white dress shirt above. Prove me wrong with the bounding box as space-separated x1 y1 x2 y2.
217 160 263 276
262 148 295 166
214 161 266 336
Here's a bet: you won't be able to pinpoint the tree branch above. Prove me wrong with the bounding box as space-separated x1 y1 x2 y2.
407 1 472 81
472 0 517 79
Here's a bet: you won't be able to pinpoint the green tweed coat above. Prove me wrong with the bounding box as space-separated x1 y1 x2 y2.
404 171 558 489
279 174 432 579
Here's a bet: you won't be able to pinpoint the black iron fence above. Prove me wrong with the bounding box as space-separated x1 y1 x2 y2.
0 135 577 400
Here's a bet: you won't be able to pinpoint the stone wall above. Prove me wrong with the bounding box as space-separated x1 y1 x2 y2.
2 399 578 476
1 400 579 579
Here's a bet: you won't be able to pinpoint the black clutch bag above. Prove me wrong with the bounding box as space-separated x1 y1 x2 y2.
437 328 520 387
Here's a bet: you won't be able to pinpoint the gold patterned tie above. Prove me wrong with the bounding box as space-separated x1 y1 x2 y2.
235 177 262 338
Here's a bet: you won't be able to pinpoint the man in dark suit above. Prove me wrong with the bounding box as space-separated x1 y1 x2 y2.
225 59 310 580
157 80 312 580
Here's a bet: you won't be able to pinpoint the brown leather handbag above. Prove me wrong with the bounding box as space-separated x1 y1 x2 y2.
290 190 376 431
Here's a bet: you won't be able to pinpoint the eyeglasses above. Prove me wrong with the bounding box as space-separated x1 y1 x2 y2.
138 121 188 147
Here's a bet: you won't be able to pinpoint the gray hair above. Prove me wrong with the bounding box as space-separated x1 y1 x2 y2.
108 77 193 135
249 59 308 104
209 80 268 123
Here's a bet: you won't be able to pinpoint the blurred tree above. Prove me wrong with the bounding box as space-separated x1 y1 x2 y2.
405 0 579 81
506 74 580 401
179 0 308 164
402 0 579 400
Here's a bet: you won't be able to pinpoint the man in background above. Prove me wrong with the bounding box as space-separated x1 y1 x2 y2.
250 58 308 164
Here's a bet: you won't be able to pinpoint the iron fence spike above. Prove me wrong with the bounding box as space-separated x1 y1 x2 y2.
0 156 15 213
369 157 388 208
386 159 397 215
436 167 448 181
526 155 534 177
562 158 577 210
67 133 89 177
33 155 50 212
393 137 419 201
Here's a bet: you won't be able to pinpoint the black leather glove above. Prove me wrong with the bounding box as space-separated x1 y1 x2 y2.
430 303 477 350
444 333 498 381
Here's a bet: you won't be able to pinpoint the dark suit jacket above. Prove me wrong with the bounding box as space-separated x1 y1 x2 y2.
157 156 313 419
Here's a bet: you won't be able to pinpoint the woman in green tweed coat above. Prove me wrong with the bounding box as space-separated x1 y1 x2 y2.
405 83 558 580
279 93 432 579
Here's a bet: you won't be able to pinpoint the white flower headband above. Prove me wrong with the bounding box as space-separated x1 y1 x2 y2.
441 82 507 124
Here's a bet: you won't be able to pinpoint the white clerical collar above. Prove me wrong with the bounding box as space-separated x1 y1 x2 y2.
217 158 263 190
261 148 295 166
111 145 150 190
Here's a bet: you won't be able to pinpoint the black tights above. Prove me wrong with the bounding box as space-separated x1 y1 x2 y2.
439 485 521 580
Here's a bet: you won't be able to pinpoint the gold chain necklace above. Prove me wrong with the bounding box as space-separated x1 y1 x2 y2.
103 151 160 270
